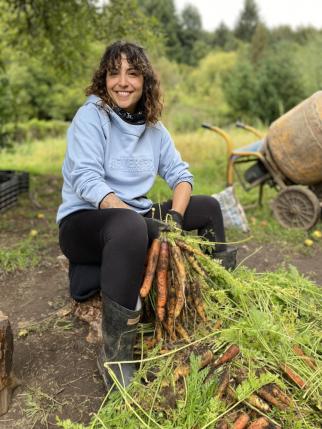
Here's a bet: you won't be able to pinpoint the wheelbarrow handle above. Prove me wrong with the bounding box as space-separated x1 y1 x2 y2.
201 123 212 130
235 121 246 129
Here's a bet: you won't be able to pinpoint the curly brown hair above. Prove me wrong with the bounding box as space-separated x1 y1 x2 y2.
85 41 163 124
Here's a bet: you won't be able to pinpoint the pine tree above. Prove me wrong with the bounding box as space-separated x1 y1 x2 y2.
234 0 260 42
137 0 181 61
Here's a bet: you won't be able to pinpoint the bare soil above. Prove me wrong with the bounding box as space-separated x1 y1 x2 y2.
0 176 321 429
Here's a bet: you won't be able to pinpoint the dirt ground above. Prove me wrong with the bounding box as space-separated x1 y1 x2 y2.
1 181 321 429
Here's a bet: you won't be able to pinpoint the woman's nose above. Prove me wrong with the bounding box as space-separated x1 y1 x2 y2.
118 72 128 86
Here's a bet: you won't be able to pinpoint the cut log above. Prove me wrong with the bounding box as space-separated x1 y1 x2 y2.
0 311 14 416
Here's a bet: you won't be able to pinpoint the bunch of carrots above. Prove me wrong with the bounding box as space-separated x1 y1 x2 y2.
140 234 210 342
169 342 317 429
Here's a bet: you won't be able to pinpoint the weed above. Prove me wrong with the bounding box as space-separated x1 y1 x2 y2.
20 385 66 429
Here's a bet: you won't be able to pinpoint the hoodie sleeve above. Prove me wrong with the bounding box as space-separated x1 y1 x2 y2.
67 105 113 208
158 125 194 190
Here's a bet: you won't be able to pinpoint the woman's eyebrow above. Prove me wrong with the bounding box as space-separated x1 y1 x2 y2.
127 66 140 72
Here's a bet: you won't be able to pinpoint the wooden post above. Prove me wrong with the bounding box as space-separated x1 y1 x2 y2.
0 311 14 416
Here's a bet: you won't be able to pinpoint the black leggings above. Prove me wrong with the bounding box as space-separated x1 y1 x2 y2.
59 195 225 309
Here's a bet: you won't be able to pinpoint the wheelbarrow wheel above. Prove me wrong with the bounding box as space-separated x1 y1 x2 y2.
272 185 321 230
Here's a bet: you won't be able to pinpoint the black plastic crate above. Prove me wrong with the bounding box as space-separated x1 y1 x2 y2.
0 173 19 212
1 170 29 194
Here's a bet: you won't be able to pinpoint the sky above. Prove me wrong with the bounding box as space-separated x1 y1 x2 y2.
175 0 322 31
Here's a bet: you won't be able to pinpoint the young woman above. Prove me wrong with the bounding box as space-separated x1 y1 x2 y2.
57 41 236 391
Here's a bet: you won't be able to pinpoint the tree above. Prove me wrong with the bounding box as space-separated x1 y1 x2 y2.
100 0 164 56
223 42 306 123
137 0 181 61
180 4 202 33
178 4 205 65
213 22 239 51
234 0 260 42
2 0 97 75
250 23 269 64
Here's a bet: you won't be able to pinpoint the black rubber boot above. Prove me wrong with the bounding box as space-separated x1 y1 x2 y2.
213 246 238 270
97 294 141 391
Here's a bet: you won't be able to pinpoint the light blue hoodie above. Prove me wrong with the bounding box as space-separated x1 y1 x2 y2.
56 95 193 223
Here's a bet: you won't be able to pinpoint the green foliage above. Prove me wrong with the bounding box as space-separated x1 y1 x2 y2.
138 0 182 61
0 70 14 146
235 372 279 401
1 0 322 132
160 51 237 131
234 0 261 42
168 354 220 428
295 33 322 95
56 418 86 429
250 23 270 64
2 119 68 147
224 42 307 123
3 0 96 75
0 236 40 272
100 0 165 56
212 23 240 51
177 4 204 65
223 56 260 121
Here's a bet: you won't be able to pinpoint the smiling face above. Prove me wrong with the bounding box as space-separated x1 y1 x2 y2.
106 54 144 113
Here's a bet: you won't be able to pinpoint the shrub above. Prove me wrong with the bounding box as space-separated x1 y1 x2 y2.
1 119 68 148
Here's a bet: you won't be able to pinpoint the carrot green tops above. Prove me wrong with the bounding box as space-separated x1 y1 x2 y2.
56 95 193 223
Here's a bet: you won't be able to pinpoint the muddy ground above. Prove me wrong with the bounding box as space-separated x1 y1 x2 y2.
0 176 321 429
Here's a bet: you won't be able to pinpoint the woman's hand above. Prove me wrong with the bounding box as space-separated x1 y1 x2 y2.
99 193 130 209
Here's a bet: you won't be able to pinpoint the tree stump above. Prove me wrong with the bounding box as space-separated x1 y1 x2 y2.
72 295 102 344
0 311 14 416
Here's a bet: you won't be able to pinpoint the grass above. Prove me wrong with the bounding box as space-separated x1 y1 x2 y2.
0 137 66 174
0 127 321 273
0 174 61 272
0 235 40 272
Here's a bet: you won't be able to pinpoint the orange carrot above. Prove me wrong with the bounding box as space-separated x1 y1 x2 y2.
175 321 190 342
155 321 163 342
162 319 175 340
190 280 207 322
213 319 222 330
166 268 176 335
186 253 206 277
174 364 190 381
176 240 205 258
269 384 292 406
170 244 186 318
200 350 214 369
247 393 271 412
231 413 250 429
292 345 317 370
216 368 230 398
214 344 240 369
257 386 288 410
280 363 306 389
156 240 169 321
247 417 280 429
140 239 161 298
